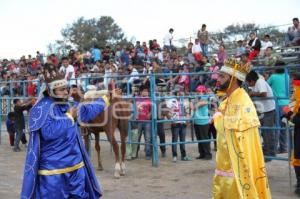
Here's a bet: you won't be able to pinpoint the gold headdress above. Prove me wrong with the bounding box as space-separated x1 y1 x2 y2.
219 58 252 81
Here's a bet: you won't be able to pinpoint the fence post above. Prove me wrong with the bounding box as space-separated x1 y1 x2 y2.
0 97 2 145
150 74 159 167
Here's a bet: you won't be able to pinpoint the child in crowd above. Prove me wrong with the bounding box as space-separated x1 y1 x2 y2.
6 112 16 147
166 85 192 162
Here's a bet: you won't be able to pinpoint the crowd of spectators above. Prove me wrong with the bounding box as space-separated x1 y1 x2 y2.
1 19 300 158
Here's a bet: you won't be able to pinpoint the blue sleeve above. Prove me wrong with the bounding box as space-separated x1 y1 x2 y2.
78 97 107 123
41 115 74 140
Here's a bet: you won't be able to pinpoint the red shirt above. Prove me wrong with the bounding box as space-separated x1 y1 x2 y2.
27 84 36 96
136 98 151 120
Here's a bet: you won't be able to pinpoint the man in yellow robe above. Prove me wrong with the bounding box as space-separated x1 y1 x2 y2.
212 59 271 199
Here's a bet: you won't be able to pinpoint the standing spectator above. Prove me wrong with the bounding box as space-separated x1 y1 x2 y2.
192 86 212 160
248 32 262 61
166 85 192 162
267 67 290 153
6 112 16 147
59 57 76 86
26 76 37 97
163 28 174 52
136 85 152 160
197 24 209 56
13 98 33 152
285 17 300 46
36 51 44 64
217 44 227 66
246 71 276 161
261 34 273 56
91 45 102 63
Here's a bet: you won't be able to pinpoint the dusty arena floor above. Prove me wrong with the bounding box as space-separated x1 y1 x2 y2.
0 132 297 199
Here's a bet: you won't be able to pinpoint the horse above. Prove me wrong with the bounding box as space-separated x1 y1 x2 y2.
80 89 132 178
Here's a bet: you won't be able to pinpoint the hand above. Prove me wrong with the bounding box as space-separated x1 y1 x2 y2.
69 107 77 119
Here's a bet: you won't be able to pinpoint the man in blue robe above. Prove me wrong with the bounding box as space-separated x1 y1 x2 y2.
21 64 109 199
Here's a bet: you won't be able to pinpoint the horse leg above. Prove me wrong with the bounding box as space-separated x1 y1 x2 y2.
107 130 121 178
94 133 103 171
82 128 89 152
120 129 127 176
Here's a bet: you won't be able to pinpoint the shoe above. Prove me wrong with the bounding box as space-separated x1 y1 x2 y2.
295 188 300 197
181 156 193 161
264 158 272 163
13 148 21 152
172 157 177 163
278 149 287 154
196 155 205 159
203 155 212 160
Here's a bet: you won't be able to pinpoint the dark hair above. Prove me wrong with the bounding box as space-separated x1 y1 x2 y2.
202 24 206 28
264 34 270 38
246 70 259 82
293 17 299 22
169 28 174 33
61 57 69 61
237 79 243 87
7 112 15 120
266 46 273 50
13 99 20 105
275 68 285 74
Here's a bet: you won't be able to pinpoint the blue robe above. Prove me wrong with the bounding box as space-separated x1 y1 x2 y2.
21 97 107 199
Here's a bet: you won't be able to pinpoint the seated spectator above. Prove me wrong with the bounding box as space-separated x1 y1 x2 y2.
192 39 203 63
285 17 300 46
217 44 227 66
261 34 273 56
235 40 246 57
263 47 278 67
208 58 219 87
248 32 261 61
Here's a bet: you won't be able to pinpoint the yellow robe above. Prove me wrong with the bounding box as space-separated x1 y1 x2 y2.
212 88 271 199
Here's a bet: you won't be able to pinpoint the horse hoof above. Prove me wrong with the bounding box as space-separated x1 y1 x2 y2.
114 171 120 179
120 162 126 176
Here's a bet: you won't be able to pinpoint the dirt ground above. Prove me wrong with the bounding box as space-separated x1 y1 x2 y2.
0 131 297 199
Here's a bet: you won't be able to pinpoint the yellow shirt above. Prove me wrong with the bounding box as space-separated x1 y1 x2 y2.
213 88 271 199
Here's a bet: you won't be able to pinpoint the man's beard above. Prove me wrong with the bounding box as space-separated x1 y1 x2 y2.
218 79 231 91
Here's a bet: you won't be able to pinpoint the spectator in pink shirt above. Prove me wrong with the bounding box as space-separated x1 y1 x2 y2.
136 85 152 160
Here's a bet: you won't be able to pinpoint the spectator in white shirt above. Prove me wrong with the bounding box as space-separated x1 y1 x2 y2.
192 39 203 63
246 70 276 160
59 57 76 86
163 28 175 52
260 34 273 56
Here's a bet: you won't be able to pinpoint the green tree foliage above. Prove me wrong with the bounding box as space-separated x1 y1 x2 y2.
56 16 127 51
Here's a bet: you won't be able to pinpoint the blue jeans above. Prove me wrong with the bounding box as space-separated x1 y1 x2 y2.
157 123 166 153
200 43 208 57
137 122 152 157
171 123 187 158
260 110 276 156
276 106 288 152
14 129 27 150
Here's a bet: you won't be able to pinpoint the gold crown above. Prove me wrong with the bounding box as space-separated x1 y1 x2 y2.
224 58 252 74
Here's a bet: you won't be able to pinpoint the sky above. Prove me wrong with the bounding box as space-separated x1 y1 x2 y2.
0 0 299 59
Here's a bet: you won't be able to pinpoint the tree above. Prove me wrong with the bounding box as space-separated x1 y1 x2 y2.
57 16 127 52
